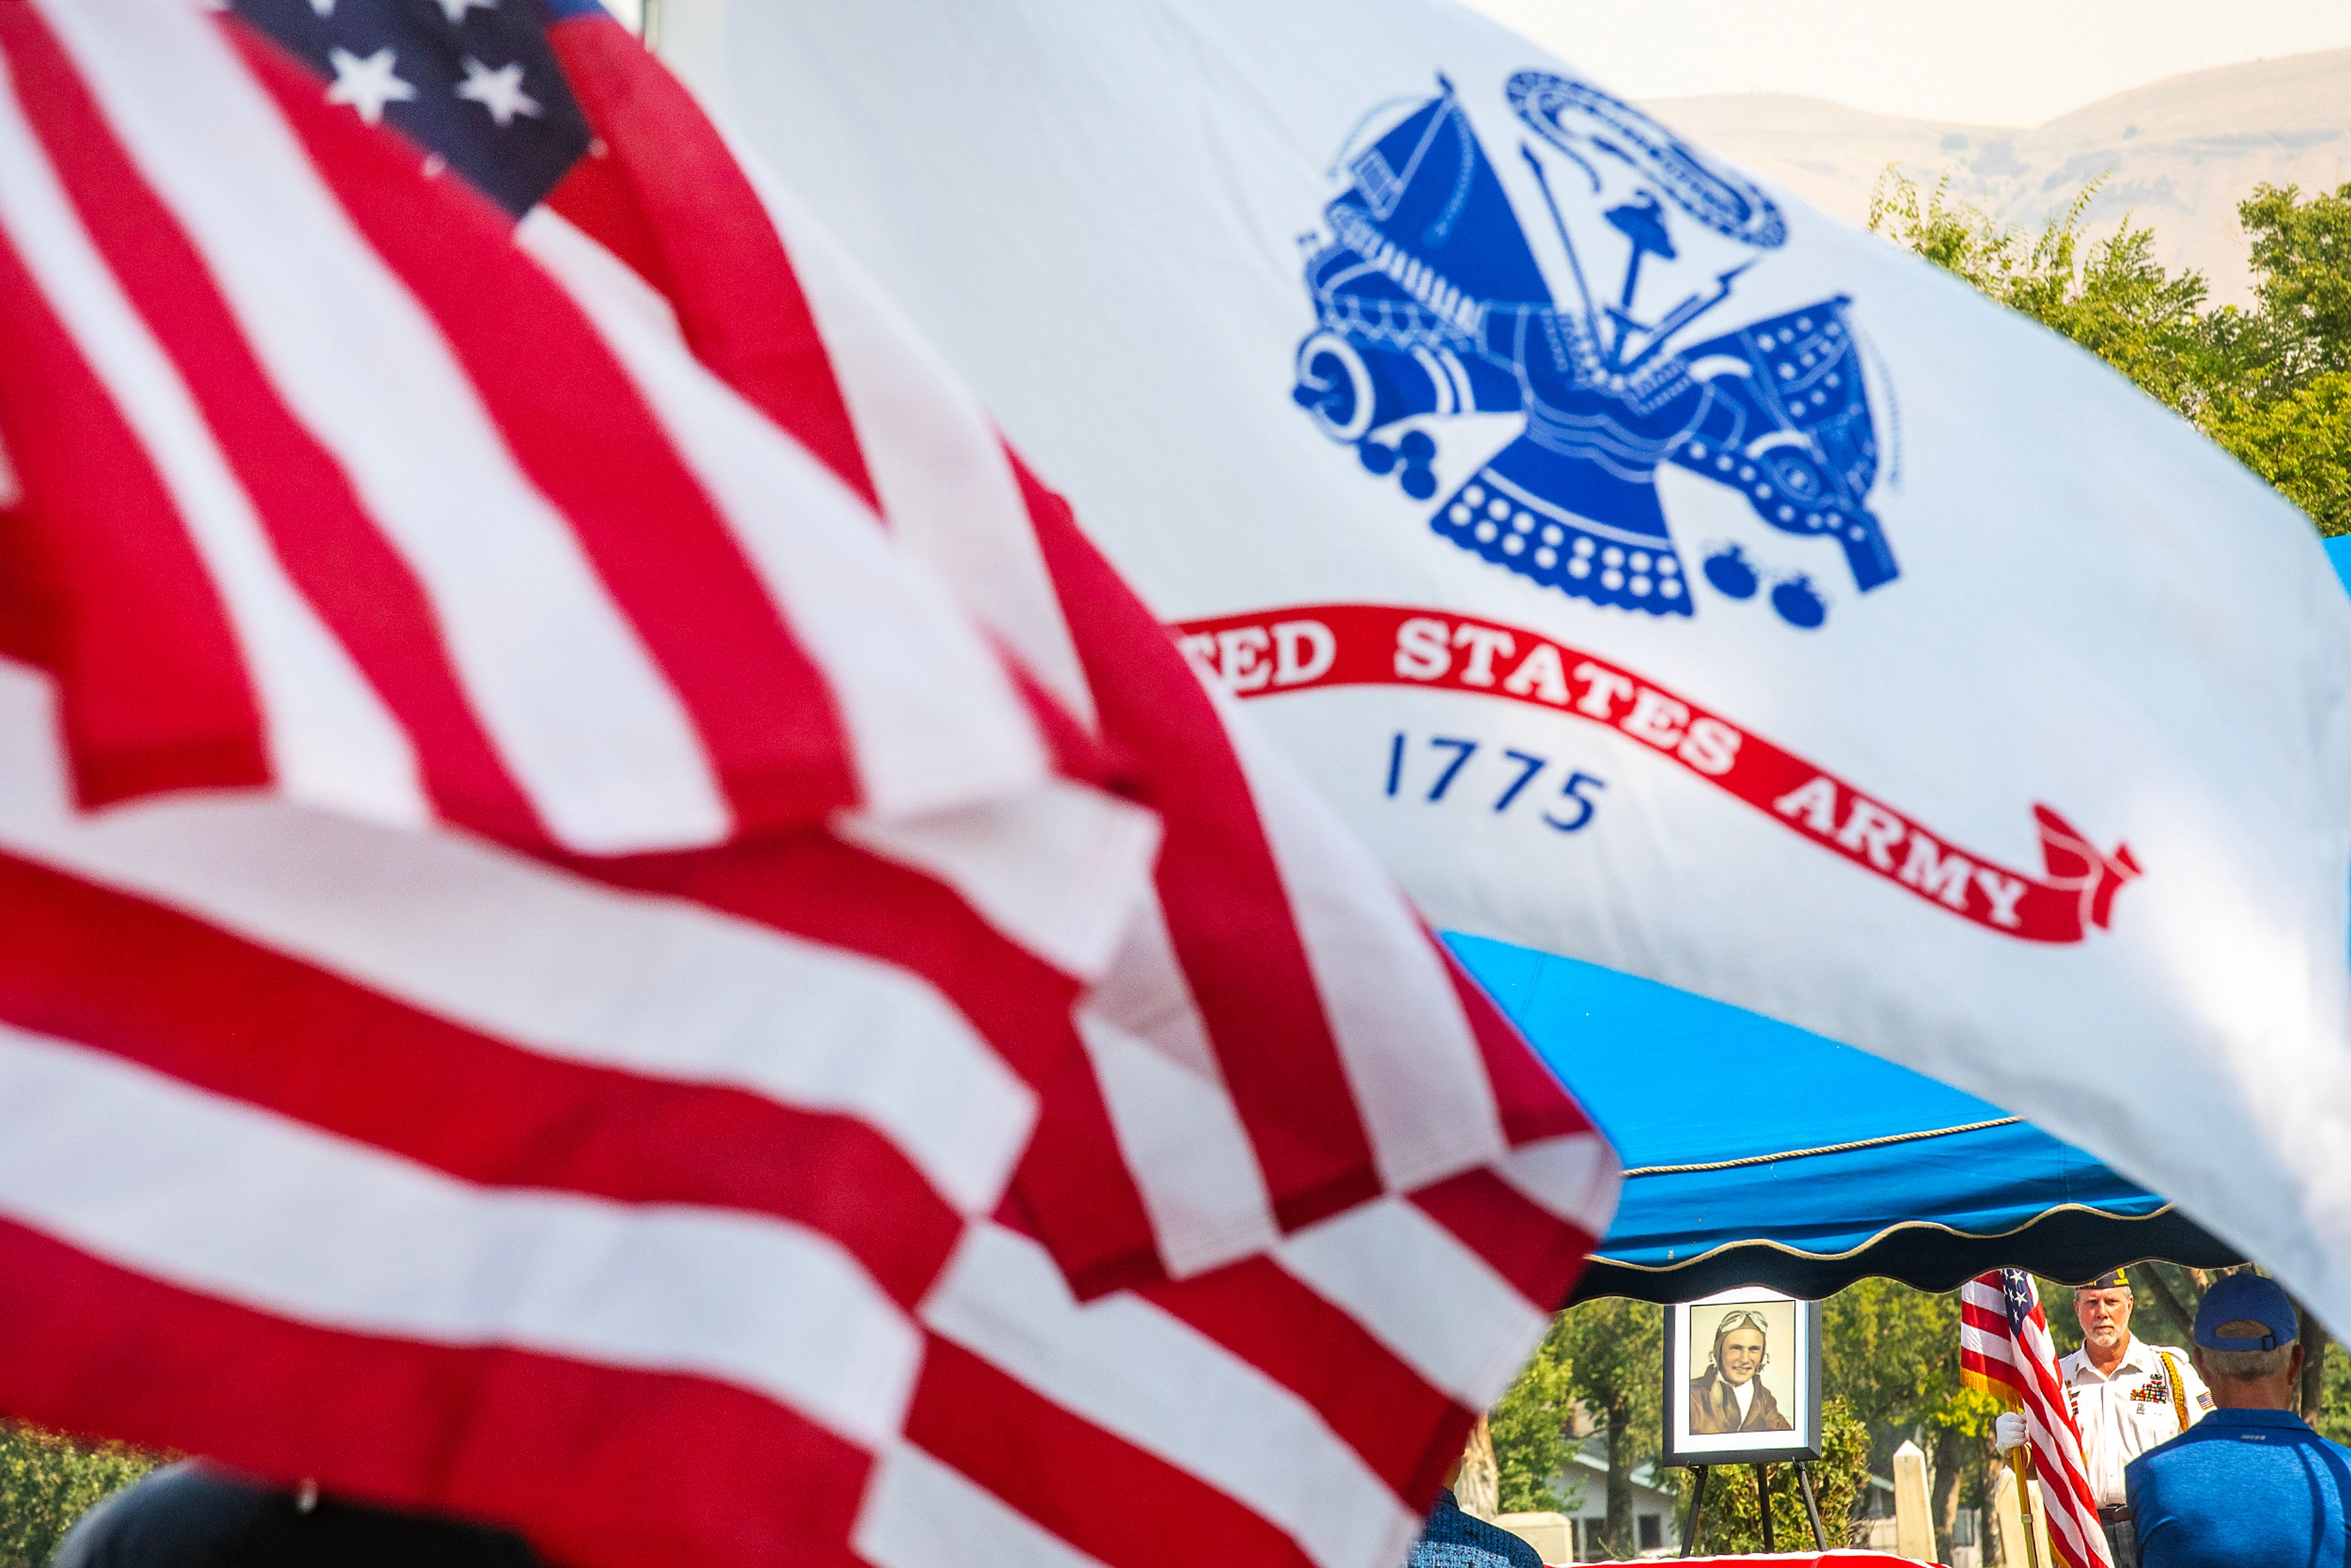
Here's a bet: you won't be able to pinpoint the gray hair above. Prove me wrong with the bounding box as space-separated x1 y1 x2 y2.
2197 1319 2298 1382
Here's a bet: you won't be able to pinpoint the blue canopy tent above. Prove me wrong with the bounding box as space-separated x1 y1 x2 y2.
1450 936 2240 1304
1441 540 2351 1305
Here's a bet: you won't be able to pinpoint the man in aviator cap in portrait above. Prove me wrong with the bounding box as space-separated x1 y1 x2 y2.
1689 1308 1794 1435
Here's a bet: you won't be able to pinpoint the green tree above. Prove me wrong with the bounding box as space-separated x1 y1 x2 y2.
1865 171 2224 416
1490 1316 1583 1514
1823 1280 1999 1562
1868 170 2351 535
1556 1299 1660 1558
0 1423 155 1568
2319 1324 2351 1446
1520 1284 1993 1557
2204 183 2351 533
2118 1264 2343 1428
2205 367 2351 535
2237 181 2351 387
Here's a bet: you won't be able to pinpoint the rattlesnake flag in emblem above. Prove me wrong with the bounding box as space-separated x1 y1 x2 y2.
702 0 2351 1354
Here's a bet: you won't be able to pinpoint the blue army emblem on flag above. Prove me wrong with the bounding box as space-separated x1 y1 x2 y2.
1291 73 1895 629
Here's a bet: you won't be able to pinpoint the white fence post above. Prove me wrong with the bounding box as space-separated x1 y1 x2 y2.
1892 1440 1936 1562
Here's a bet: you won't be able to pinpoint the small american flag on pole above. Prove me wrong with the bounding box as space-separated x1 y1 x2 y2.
1960 1269 2114 1568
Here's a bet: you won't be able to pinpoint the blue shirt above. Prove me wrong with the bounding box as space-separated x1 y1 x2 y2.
1408 1489 1544 1568
2126 1406 2351 1568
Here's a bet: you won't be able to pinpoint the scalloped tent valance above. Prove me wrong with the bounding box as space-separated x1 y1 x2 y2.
1449 933 2242 1305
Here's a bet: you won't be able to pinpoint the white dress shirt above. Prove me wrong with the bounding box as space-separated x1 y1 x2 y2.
2060 1335 2211 1506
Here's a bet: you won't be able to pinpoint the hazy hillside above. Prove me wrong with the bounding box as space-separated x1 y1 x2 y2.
1649 48 2351 303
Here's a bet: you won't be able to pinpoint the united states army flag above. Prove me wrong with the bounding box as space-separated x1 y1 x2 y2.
664 0 2351 1324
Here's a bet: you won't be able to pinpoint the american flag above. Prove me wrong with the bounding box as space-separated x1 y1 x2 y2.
1959 1270 2113 1568
0 0 1619 1564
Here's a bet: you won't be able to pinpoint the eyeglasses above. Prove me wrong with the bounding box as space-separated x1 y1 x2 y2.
1715 1310 1769 1337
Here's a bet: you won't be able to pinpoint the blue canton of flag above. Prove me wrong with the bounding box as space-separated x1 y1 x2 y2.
230 0 593 214
2004 1268 2037 1335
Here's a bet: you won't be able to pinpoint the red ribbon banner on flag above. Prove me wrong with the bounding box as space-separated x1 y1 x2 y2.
1174 604 2140 946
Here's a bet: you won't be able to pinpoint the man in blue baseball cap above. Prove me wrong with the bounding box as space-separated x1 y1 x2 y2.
2124 1270 2351 1566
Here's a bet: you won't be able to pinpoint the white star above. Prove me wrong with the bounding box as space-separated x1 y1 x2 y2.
437 0 497 23
453 57 541 129
323 47 415 127
307 0 333 16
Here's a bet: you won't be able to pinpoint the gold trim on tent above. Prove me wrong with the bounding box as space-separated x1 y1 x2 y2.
1619 1116 2023 1178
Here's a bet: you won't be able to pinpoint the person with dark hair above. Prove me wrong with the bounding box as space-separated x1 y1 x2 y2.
1687 1309 1792 1435
53 1463 540 1568
2124 1272 2351 1568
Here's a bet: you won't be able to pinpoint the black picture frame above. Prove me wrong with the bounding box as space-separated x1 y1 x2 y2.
1662 1287 1823 1468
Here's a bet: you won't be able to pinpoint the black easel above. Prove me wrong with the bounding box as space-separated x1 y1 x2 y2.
1678 1466 1708 1558
1796 1461 1829 1550
1681 1460 1828 1555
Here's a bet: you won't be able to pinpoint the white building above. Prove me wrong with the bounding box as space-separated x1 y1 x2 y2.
1567 1452 1680 1558
1521 1439 1681 1560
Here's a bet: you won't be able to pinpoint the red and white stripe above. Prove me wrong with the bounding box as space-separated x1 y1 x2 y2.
0 0 1142 1558
1959 1272 2113 1568
0 0 1097 856
537 11 1603 1291
0 4 1620 1568
0 655 1032 1568
525 17 1619 1568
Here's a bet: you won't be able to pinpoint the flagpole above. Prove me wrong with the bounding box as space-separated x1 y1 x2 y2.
2006 1446 2044 1568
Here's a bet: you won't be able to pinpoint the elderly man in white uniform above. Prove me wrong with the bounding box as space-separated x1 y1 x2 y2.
1994 1270 2211 1564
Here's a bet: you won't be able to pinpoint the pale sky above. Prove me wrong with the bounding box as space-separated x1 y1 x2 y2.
1461 0 2351 126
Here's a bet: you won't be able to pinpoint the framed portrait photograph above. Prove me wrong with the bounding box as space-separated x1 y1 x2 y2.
1661 1287 1823 1466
